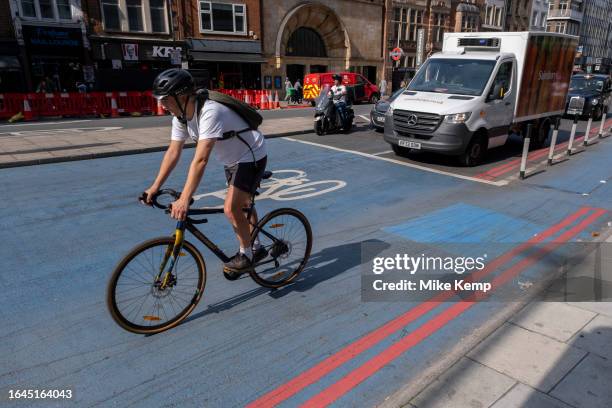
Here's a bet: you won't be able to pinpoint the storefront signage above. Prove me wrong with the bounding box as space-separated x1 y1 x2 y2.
22 25 82 56
153 46 182 58
122 44 139 61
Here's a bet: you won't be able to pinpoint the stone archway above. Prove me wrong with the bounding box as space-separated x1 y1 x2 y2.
275 2 351 69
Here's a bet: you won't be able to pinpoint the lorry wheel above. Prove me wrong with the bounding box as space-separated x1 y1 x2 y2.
391 144 411 157
531 120 550 149
459 134 487 167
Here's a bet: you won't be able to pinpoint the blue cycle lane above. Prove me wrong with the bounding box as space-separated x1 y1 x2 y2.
0 134 610 407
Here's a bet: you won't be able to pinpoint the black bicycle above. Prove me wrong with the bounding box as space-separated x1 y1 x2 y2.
106 171 312 334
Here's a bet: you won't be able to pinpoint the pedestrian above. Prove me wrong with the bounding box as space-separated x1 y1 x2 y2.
284 77 292 101
294 79 303 103
379 77 387 98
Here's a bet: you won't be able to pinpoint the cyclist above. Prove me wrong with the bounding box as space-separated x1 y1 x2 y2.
143 68 268 275
328 74 348 125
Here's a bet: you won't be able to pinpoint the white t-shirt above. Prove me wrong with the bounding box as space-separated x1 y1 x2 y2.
171 99 266 167
330 85 348 103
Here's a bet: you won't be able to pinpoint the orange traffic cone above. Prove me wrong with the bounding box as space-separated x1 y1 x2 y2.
111 94 119 118
255 92 261 110
156 99 165 116
23 96 33 121
274 91 280 109
245 92 251 107
262 92 269 110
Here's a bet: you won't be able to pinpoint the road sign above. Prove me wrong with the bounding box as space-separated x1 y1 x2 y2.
390 47 403 61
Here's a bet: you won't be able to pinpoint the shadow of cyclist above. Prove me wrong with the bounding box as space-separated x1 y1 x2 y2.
183 239 389 323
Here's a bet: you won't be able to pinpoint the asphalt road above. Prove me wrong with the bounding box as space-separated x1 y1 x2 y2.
1 111 611 407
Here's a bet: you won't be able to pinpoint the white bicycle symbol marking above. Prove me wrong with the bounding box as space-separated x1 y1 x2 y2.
193 169 346 202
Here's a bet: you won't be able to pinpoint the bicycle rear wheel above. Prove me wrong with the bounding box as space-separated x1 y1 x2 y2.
249 208 312 288
106 237 206 334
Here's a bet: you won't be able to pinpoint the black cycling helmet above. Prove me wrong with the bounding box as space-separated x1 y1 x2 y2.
332 74 342 81
152 68 195 99
152 68 196 124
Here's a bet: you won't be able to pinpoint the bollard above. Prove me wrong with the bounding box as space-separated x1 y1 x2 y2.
520 124 532 180
548 116 560 165
583 110 593 146
599 106 610 139
567 115 578 155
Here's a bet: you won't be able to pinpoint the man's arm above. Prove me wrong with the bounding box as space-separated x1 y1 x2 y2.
170 138 216 220
144 140 184 204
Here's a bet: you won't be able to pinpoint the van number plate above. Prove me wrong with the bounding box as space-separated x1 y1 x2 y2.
398 139 421 149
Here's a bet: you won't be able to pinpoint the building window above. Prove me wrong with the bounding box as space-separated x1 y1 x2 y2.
19 0 73 21
149 0 166 33
127 0 144 31
101 0 168 33
199 2 247 34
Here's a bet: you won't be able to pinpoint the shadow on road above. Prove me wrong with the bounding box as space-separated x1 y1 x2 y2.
183 239 389 323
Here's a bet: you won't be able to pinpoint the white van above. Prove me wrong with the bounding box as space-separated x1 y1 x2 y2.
384 32 578 165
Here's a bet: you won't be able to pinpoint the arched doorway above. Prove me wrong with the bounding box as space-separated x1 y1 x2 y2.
275 2 351 73
286 28 327 57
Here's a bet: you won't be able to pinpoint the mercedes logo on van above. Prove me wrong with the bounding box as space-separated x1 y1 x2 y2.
407 114 418 126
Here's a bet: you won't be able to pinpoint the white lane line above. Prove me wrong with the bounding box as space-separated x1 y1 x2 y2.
0 120 91 127
283 137 509 187
371 150 393 156
358 114 371 123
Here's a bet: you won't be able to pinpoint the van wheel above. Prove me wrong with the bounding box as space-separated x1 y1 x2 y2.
459 133 487 167
593 106 603 121
391 144 411 157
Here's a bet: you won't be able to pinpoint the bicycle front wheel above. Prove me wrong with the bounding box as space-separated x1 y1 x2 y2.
106 237 206 334
249 208 312 288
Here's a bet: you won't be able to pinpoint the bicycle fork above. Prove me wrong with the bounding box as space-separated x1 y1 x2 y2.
155 221 186 290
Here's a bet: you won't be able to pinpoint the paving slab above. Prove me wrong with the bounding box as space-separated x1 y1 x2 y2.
567 302 612 318
467 323 586 392
550 353 612 408
411 357 515 408
491 383 573 408
569 314 612 360
509 302 596 342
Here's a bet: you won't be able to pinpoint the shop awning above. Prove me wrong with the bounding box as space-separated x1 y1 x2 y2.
189 51 266 63
0 56 21 70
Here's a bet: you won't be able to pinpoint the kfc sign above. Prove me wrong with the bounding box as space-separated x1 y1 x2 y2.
153 46 182 58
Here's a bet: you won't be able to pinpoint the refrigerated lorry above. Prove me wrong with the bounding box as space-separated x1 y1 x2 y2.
384 32 578 165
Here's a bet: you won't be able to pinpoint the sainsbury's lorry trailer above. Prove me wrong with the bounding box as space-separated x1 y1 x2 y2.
384 31 578 166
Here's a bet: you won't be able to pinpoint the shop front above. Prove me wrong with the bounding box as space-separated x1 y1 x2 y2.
90 38 185 91
0 41 24 93
186 39 265 90
21 24 87 93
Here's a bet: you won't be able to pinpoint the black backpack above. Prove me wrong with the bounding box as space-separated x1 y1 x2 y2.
195 88 262 139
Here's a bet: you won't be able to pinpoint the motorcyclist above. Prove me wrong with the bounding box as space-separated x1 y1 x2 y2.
328 74 348 126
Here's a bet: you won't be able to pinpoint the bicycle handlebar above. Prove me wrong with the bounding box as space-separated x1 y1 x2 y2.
139 189 196 210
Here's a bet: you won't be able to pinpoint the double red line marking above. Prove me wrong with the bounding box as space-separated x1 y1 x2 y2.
476 118 612 181
247 207 606 408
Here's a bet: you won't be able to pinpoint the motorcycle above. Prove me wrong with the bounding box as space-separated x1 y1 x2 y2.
314 85 355 135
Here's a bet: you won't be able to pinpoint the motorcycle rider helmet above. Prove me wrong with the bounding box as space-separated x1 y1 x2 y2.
152 68 196 124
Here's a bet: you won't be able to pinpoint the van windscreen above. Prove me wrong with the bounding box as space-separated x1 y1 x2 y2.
407 59 496 96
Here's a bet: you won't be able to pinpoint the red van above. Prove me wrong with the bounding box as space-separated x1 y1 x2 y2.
303 72 380 105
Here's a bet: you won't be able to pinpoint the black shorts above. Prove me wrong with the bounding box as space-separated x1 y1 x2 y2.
224 156 267 194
